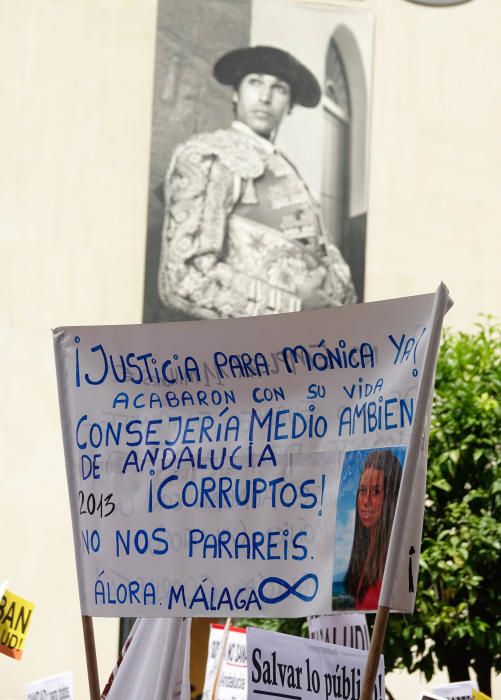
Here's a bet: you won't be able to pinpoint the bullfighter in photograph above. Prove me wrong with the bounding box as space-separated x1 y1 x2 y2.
157 45 356 320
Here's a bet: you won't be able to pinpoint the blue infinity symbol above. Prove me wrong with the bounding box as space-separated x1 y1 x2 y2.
258 573 319 604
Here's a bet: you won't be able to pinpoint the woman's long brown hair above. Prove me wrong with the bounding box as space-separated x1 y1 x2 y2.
344 450 403 602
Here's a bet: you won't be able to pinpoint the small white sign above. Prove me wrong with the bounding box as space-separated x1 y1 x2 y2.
247 626 384 700
202 623 247 700
429 679 478 699
26 671 73 700
308 613 370 650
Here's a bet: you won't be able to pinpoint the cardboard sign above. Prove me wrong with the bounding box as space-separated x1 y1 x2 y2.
472 690 492 700
202 623 247 700
247 626 384 700
53 290 449 616
0 589 35 660
26 672 73 699
308 614 370 651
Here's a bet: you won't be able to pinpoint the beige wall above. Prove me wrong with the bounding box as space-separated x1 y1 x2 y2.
1 0 499 698
0 1 157 697
366 0 501 330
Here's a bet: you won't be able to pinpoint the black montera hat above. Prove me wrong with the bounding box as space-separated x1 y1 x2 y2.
213 45 321 108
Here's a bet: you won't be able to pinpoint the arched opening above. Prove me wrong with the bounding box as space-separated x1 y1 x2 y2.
321 26 368 300
322 38 351 251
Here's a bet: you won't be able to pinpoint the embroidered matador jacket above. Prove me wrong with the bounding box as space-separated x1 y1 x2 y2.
157 121 356 319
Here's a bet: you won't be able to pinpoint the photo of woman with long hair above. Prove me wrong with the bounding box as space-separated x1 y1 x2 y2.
343 449 403 610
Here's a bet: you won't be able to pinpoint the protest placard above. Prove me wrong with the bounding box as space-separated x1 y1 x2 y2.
201 623 247 700
308 614 369 650
247 626 384 700
0 588 35 660
26 671 73 699
53 289 450 617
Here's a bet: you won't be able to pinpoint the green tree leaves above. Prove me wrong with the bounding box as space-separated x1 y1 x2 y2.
385 317 500 694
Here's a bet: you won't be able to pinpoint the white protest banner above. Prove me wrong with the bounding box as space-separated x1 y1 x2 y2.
308 614 369 650
429 680 478 699
53 288 450 617
247 626 384 700
101 617 191 700
201 623 247 700
26 671 73 699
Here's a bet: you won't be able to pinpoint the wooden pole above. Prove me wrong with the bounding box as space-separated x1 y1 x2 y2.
359 605 390 700
82 615 101 700
211 617 232 700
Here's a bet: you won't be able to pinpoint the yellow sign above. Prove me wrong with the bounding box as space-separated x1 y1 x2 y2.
0 589 35 660
472 690 492 700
